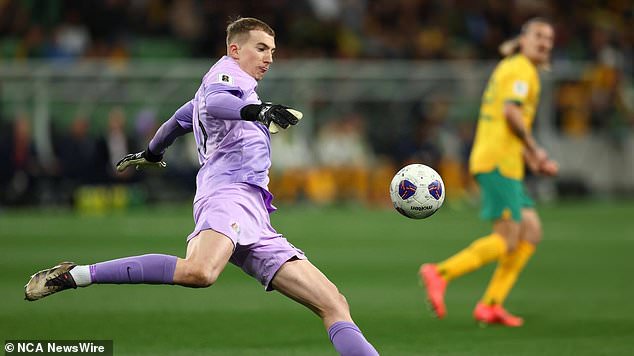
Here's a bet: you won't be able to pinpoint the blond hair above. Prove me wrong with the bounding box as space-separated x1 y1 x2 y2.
226 17 275 47
499 17 552 57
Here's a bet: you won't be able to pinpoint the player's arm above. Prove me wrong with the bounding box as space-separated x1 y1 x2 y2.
507 104 559 176
501 67 550 165
116 101 193 172
504 102 544 159
204 85 302 134
522 148 541 173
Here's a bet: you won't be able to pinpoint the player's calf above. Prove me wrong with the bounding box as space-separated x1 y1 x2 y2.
318 292 353 326
173 261 221 288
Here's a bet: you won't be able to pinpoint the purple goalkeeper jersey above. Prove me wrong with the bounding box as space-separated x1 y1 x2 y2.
191 56 270 202
149 56 273 206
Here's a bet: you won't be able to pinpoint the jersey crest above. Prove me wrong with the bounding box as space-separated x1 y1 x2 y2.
512 80 529 97
217 73 234 85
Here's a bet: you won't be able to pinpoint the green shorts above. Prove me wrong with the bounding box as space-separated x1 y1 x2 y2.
475 169 534 222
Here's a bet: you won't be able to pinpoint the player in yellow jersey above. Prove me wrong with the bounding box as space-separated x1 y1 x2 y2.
420 18 559 327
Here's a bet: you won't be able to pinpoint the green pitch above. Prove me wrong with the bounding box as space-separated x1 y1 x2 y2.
1 201 633 355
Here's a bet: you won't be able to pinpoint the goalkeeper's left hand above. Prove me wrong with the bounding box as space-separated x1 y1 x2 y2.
116 149 167 172
240 103 303 134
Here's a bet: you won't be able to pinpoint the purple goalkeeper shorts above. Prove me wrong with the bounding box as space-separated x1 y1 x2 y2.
187 183 306 291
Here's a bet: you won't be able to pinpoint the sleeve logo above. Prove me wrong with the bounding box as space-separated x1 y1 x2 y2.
512 80 529 97
218 73 234 85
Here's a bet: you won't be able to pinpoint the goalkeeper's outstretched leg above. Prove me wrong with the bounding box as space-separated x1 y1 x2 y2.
271 259 379 356
24 229 234 301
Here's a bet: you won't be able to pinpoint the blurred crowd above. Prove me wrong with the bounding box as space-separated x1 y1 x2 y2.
0 0 631 62
0 102 455 207
0 0 632 208
0 107 198 207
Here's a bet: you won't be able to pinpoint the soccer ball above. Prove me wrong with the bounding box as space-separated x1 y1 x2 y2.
389 164 445 219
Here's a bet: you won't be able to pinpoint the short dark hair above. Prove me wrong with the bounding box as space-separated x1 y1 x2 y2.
226 17 275 46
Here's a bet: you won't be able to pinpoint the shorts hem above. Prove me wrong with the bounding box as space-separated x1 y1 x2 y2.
187 227 237 251
263 252 307 292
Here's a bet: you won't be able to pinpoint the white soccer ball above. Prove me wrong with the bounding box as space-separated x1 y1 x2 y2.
389 164 445 219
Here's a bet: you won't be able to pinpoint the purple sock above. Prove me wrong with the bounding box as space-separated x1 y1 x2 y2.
89 254 177 284
328 321 379 356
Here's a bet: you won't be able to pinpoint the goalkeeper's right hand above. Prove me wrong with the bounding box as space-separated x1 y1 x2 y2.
116 149 167 172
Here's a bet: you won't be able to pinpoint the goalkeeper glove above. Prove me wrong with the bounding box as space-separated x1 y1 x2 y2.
116 148 167 172
240 103 303 134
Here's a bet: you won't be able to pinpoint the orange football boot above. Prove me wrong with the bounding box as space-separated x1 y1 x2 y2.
419 264 447 319
473 302 524 327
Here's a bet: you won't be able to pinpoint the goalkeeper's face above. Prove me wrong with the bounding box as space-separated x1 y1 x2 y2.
230 30 276 81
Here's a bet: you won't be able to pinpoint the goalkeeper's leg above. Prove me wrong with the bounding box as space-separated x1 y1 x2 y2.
25 230 233 301
271 259 379 356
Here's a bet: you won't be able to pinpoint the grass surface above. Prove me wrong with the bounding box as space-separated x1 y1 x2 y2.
1 201 633 355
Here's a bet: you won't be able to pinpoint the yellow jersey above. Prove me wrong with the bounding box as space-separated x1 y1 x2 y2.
469 54 541 180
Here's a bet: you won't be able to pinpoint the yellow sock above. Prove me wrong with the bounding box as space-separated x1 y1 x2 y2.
437 233 506 282
481 240 536 305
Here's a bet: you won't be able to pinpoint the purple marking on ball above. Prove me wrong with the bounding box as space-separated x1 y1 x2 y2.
398 180 417 199
428 180 443 200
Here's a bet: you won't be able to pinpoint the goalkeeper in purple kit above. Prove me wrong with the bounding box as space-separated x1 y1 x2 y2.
24 17 379 356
